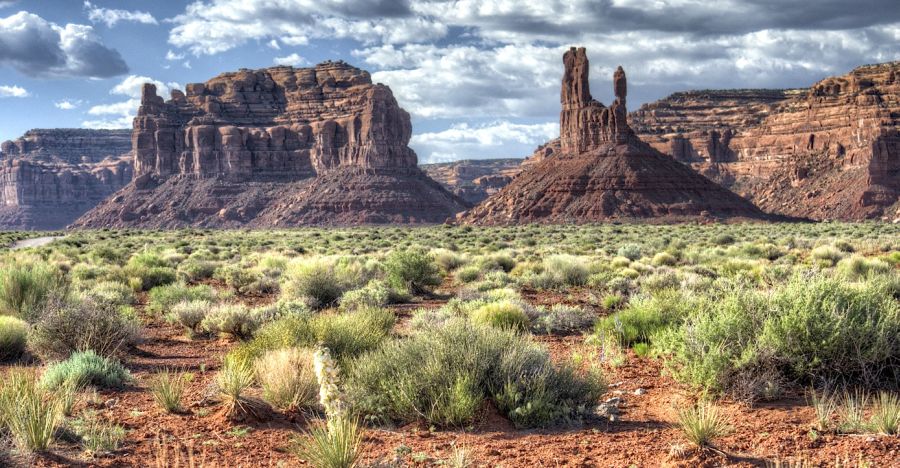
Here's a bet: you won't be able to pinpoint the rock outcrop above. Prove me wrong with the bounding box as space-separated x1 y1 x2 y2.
631 61 900 220
459 47 769 225
421 159 523 204
74 61 467 228
0 129 132 229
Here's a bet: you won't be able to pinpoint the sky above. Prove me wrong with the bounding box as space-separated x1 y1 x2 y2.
0 1 898 163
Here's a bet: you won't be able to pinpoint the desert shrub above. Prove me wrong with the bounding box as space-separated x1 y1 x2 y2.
254 347 318 411
712 234 735 246
639 270 681 292
166 300 210 338
229 308 394 367
758 274 900 383
384 249 442 295
432 249 467 272
836 255 892 280
617 244 642 261
339 280 400 311
677 402 731 447
595 289 694 347
455 266 481 283
347 319 604 428
71 411 126 455
41 350 131 390
532 255 590 289
409 307 456 332
0 316 28 360
28 296 139 361
214 264 256 292
130 266 177 291
201 303 260 340
281 259 346 309
0 261 67 321
0 369 63 452
479 253 516 273
601 293 624 310
293 415 362 468
176 259 218 282
810 245 844 265
147 283 216 315
870 391 900 435
81 281 134 308
651 252 677 267
532 304 595 334
471 301 529 330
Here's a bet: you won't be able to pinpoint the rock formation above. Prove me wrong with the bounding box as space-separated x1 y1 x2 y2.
630 61 900 220
0 129 132 229
74 61 467 228
421 159 522 204
459 47 769 225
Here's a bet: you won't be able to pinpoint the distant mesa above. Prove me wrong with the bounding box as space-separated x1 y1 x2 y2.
630 61 900 221
458 47 770 225
0 129 132 230
421 158 523 205
73 61 467 228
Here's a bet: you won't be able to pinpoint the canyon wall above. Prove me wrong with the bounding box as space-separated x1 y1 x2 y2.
421 158 522 204
630 62 900 220
0 129 132 229
75 61 466 228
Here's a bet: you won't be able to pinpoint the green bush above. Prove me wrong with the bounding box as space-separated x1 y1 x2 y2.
346 319 604 428
471 301 529 330
617 244 642 261
201 304 260 340
281 259 346 309
0 315 28 360
130 266 177 291
0 261 67 321
80 281 134 308
651 252 677 267
28 297 139 361
385 249 442 295
0 369 64 452
166 300 210 337
530 255 590 289
595 289 694 346
147 283 216 315
532 304 595 334
41 350 131 390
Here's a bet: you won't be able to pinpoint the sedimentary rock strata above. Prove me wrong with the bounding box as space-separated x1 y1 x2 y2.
75 61 466 228
459 47 768 225
631 62 900 220
421 159 522 205
0 129 132 229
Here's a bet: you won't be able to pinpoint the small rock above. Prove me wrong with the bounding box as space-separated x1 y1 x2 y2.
633 388 646 395
609 381 624 388
604 397 623 405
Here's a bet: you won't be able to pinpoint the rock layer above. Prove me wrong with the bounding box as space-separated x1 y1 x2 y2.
459 47 768 225
631 61 900 220
0 129 132 229
75 61 466 228
421 159 523 205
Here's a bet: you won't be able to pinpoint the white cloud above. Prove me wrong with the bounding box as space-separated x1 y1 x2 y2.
268 39 280 50
274 53 307 67
0 84 28 98
165 50 185 61
83 75 180 129
0 11 128 78
54 99 82 109
411 120 558 162
83 1 157 28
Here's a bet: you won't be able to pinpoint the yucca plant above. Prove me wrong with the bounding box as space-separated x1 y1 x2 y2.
838 390 869 433
294 415 363 468
676 402 731 448
150 369 189 413
216 357 267 422
0 369 63 452
869 392 899 435
254 348 318 411
808 388 838 431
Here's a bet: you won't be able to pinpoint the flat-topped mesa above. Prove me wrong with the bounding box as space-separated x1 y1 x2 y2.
560 47 632 154
132 61 418 180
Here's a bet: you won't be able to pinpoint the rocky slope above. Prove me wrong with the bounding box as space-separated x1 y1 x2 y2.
421 158 522 204
631 62 900 220
459 48 768 225
0 129 132 229
74 61 467 228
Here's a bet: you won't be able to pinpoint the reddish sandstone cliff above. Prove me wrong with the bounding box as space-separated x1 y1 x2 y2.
459 47 768 225
74 61 466 228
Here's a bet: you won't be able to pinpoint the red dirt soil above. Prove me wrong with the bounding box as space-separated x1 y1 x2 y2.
6 291 898 467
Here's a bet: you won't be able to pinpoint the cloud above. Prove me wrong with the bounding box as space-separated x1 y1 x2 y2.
0 1 15 8
83 1 157 27
54 99 82 109
410 120 558 162
168 0 446 55
0 11 128 78
274 53 307 67
165 50 185 61
0 84 28 98
83 75 180 129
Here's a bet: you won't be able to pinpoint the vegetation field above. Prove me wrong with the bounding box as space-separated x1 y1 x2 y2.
0 223 898 467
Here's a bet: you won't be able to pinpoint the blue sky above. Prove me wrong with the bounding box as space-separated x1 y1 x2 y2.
0 0 898 163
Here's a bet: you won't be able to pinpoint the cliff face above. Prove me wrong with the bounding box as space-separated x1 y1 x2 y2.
421 159 523 205
459 47 768 225
631 62 900 220
0 129 132 230
75 61 466 228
